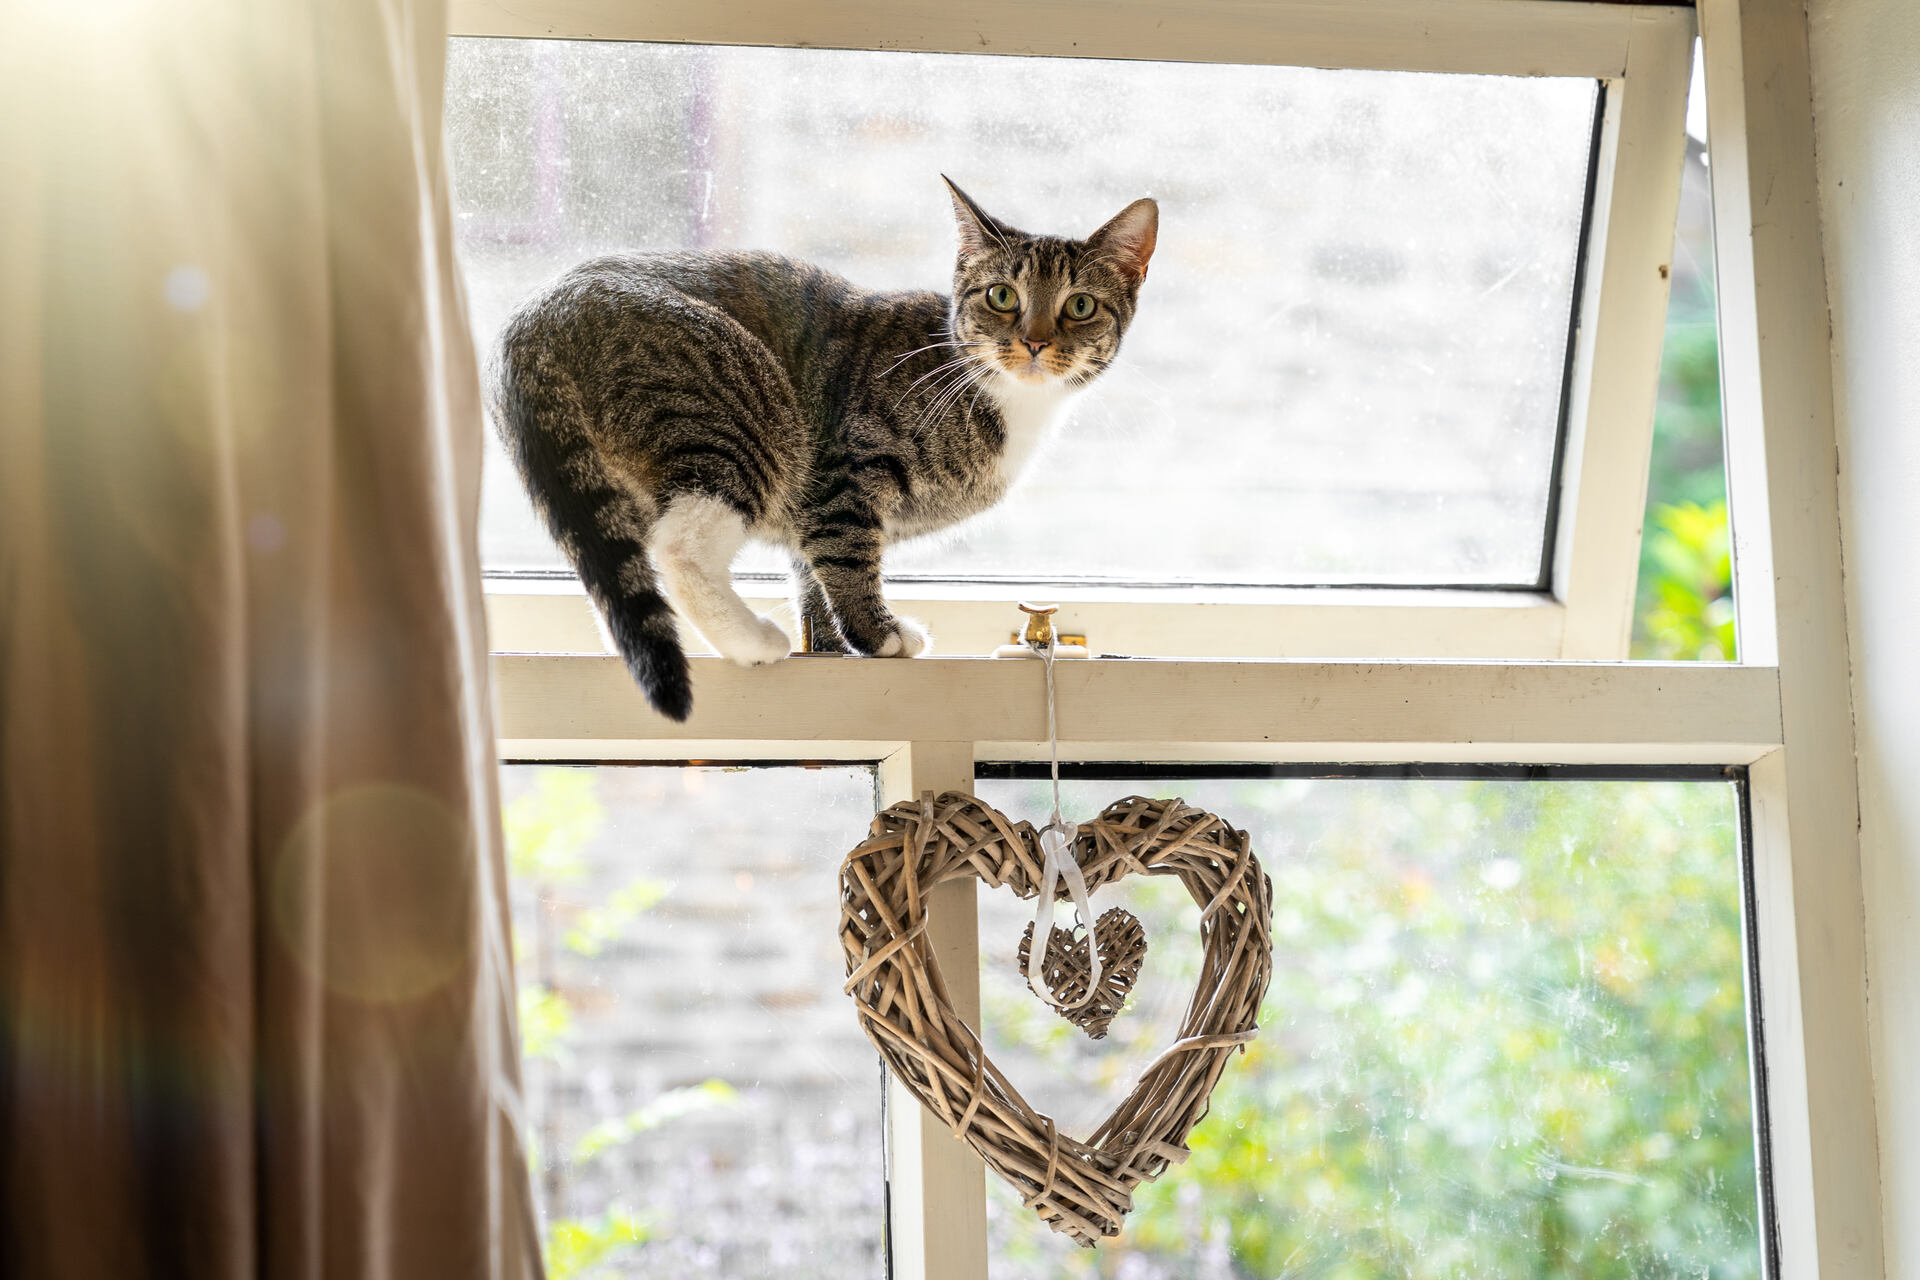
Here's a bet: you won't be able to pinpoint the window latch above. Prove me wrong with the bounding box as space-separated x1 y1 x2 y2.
994 601 1088 658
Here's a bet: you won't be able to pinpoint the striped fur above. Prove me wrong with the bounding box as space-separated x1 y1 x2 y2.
490 180 1157 720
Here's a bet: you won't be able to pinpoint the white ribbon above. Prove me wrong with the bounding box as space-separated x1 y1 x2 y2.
1023 635 1102 1009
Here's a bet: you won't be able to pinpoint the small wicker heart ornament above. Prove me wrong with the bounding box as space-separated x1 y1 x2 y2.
1018 907 1148 1040
839 791 1273 1246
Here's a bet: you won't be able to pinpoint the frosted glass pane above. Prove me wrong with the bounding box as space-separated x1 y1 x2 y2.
450 40 1595 586
501 764 882 1277
976 775 1761 1278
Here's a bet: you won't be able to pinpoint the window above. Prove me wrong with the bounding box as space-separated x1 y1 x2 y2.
454 1 1690 661
504 763 884 1276
976 768 1759 1279
451 40 1597 589
462 1 1864 1276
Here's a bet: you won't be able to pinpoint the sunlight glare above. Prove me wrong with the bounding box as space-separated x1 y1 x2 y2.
164 265 210 312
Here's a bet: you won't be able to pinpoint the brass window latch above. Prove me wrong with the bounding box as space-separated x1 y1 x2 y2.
994 602 1089 658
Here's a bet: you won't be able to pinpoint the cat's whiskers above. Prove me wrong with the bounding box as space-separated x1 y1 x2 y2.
910 352 997 437
879 337 991 379
897 349 990 412
965 378 993 420
1102 357 1174 403
1063 353 1113 389
903 350 991 394
918 356 993 421
889 351 994 417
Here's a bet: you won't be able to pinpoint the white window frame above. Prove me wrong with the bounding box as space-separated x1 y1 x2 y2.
461 2 1881 1277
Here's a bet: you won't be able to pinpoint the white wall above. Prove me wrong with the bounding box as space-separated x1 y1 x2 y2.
1807 3 1920 1274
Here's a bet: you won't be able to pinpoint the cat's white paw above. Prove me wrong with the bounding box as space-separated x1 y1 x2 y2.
874 616 932 658
718 613 793 667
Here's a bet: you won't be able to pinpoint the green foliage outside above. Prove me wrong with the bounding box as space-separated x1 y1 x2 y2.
544 1208 655 1280
1632 175 1733 663
1638 499 1735 662
987 779 1760 1279
505 769 736 1280
1643 323 1726 516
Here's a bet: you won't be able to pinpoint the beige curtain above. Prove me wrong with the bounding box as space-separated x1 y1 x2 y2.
0 2 540 1277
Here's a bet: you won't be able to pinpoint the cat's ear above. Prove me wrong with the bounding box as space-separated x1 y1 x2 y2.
943 176 1014 257
1087 197 1159 284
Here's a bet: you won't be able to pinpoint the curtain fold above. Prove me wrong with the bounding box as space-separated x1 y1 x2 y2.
0 3 541 1277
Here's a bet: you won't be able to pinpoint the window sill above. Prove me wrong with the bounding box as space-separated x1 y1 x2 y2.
482 578 1570 661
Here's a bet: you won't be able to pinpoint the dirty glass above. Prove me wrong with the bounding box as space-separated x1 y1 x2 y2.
447 39 1596 587
974 774 1762 1278
500 764 881 1278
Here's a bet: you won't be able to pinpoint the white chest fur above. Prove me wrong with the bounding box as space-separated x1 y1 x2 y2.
985 374 1079 492
884 374 1080 542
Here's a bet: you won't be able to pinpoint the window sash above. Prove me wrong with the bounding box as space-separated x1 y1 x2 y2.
449 0 1662 80
454 0 1693 660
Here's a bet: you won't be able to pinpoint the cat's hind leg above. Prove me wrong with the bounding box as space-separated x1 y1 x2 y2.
790 554 850 653
652 494 792 666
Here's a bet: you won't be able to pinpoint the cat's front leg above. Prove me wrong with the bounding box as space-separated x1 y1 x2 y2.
796 502 930 659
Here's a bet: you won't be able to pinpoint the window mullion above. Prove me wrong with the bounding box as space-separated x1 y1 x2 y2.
1700 1 1880 1275
1551 12 1695 658
877 742 987 1280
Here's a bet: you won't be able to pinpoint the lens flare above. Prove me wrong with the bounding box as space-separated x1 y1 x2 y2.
271 784 474 1004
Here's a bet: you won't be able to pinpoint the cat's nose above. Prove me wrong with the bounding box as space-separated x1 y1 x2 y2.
1021 339 1049 358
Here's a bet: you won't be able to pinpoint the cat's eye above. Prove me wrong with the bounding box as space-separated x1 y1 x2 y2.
1064 293 1097 321
985 284 1018 313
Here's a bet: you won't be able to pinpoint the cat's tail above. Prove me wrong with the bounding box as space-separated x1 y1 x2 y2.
491 333 693 722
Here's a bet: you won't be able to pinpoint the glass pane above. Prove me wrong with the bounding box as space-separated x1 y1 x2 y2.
1633 48 1734 661
448 39 1595 587
501 764 882 1277
975 774 1761 1278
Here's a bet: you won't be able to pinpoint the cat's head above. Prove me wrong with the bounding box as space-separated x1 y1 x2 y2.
943 178 1157 390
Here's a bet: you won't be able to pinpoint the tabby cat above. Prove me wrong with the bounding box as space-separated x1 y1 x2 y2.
491 179 1157 720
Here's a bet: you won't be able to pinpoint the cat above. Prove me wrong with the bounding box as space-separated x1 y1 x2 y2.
490 178 1157 720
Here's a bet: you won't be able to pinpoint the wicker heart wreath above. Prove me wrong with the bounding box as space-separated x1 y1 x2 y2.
839 791 1274 1246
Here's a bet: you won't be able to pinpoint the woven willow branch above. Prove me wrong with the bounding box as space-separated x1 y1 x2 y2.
1017 906 1148 1041
839 791 1274 1247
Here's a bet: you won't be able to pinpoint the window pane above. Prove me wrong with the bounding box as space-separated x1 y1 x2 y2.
975 774 1761 1278
502 764 882 1277
448 39 1595 587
